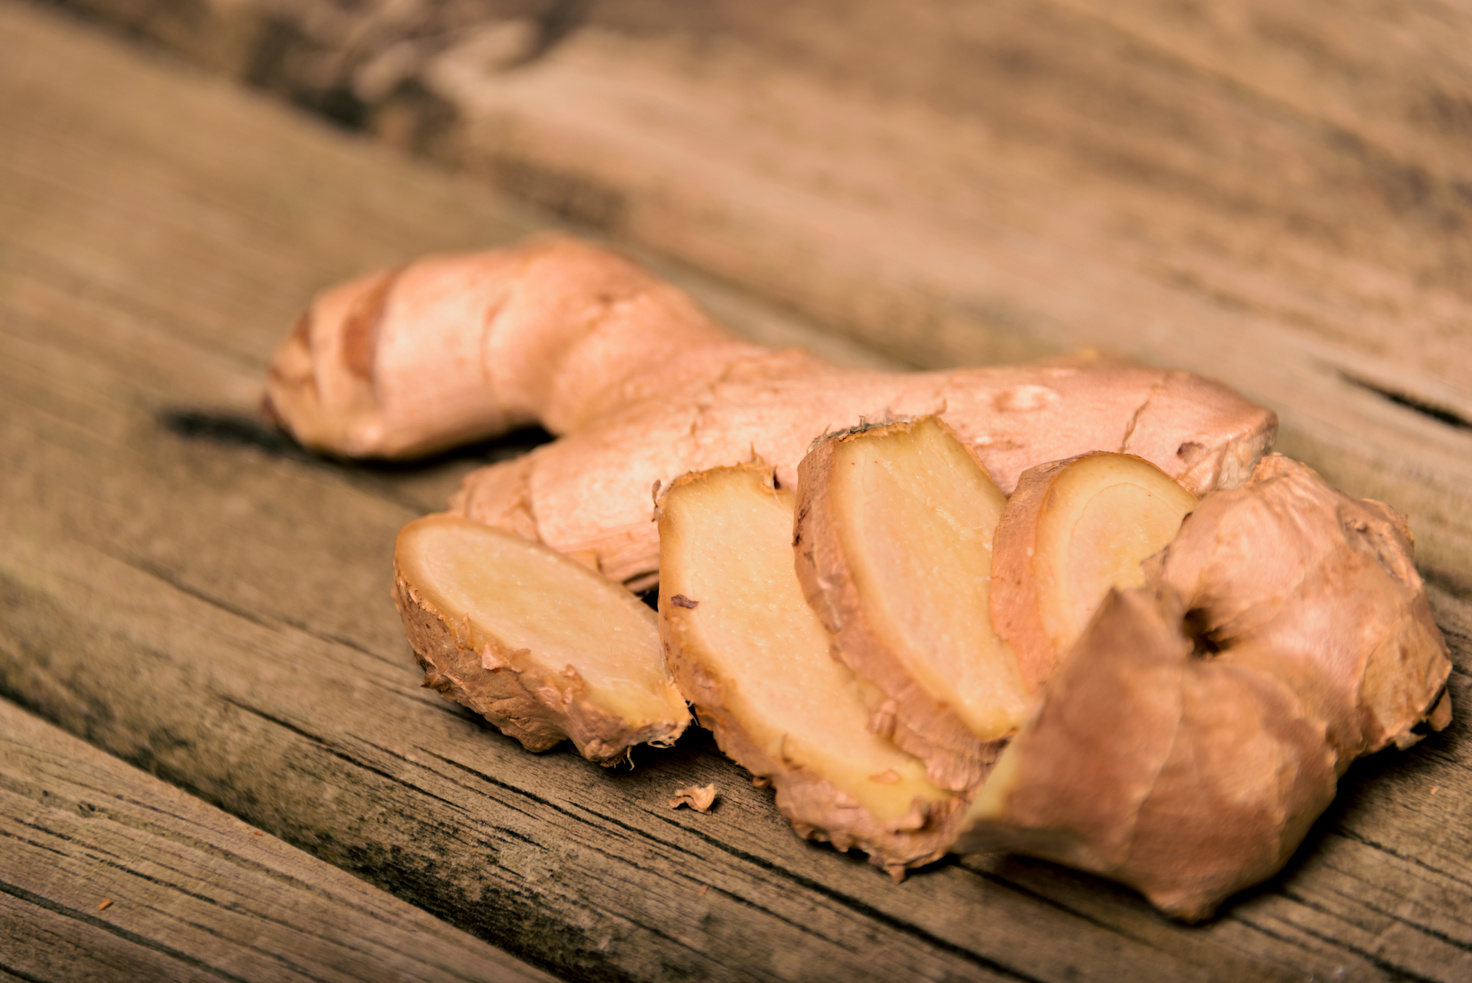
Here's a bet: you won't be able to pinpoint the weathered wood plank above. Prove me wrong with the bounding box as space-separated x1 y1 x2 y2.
44 0 1472 588
0 699 558 983
0 4 1468 982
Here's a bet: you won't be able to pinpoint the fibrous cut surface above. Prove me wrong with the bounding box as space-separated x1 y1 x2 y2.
795 417 1026 791
991 453 1197 690
658 463 962 875
393 513 689 764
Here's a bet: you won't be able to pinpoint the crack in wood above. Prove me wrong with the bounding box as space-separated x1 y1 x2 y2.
1313 876 1472 956
1330 826 1472 896
105 549 403 670
0 957 51 983
957 859 1168 953
218 697 469 815
569 802 852 947
1223 913 1352 976
83 855 228 911
1338 373 1472 432
1276 888 1447 983
645 812 1049 983
0 828 70 859
0 877 253 983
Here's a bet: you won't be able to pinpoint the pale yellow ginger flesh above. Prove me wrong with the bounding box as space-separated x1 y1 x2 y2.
658 464 961 875
991 453 1198 690
264 237 1278 588
795 417 1027 791
393 514 689 764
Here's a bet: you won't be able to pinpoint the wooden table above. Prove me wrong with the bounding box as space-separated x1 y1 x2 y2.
2 4 1469 981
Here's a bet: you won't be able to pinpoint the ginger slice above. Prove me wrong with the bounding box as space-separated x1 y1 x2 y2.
794 417 1027 792
990 452 1197 690
961 455 1452 921
393 514 690 764
657 463 962 877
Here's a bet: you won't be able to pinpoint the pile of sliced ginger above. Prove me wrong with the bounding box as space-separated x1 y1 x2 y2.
267 237 1452 921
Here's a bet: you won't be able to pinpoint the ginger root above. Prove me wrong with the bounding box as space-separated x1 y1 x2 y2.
266 237 1451 918
793 417 1027 791
393 514 689 763
657 463 964 876
265 237 1277 589
960 455 1452 919
990 452 1198 690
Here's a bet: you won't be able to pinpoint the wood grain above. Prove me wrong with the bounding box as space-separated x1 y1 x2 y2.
1 4 1469 982
45 0 1472 588
0 700 557 983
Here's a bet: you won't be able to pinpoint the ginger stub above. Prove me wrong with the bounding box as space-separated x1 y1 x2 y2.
990 452 1198 690
657 463 963 877
794 417 1027 792
962 455 1452 920
393 514 689 764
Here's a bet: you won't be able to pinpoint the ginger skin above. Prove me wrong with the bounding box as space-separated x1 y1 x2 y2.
264 236 1277 588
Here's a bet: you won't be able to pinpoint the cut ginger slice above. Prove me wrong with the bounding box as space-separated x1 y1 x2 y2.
793 417 1027 792
657 463 962 877
990 452 1197 690
393 513 690 764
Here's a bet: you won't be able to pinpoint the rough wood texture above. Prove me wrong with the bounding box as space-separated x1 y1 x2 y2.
1 4 1470 981
0 700 556 983
45 0 1472 589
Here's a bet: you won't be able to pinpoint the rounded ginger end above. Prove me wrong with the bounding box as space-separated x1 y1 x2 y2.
393 514 689 763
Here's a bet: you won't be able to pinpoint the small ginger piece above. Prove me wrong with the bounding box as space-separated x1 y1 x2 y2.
668 784 718 813
658 463 963 877
990 452 1198 689
794 417 1027 791
960 455 1452 920
393 514 690 764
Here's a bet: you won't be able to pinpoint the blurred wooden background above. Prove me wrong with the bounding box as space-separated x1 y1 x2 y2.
2 1 1470 980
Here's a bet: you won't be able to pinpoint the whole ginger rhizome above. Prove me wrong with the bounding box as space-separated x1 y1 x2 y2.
268 236 1451 919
